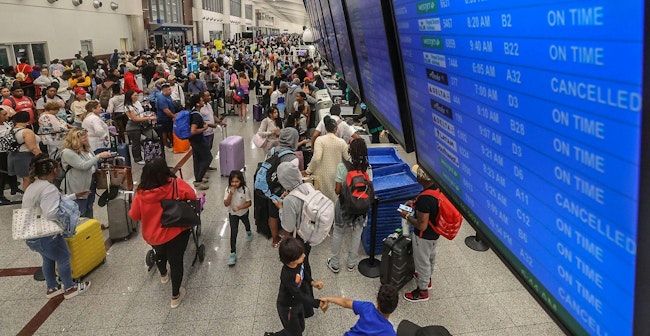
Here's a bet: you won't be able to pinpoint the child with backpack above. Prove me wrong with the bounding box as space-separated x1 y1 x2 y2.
327 138 374 273
223 170 253 266
264 237 327 336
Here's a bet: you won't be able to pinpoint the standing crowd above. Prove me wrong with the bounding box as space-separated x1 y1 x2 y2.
6 33 443 336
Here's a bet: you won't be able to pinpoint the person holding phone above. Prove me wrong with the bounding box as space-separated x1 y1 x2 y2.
60 129 113 219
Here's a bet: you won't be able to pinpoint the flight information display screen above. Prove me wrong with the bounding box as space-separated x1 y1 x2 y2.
329 0 361 95
392 1 643 335
319 0 344 74
346 0 405 147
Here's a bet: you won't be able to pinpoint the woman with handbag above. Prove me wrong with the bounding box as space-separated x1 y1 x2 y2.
129 158 196 309
255 107 282 154
124 89 157 165
60 129 112 219
22 154 91 299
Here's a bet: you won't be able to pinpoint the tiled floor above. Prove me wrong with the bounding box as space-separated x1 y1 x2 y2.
0 103 566 335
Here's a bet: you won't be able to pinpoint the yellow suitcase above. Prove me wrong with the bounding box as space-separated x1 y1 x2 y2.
65 218 106 279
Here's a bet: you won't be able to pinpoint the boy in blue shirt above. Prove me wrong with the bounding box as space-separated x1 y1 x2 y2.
321 284 398 336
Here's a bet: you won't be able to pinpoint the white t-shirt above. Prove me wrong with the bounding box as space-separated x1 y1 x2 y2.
315 115 355 142
224 186 252 216
199 103 216 136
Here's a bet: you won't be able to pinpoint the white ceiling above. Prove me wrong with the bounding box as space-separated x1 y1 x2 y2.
252 0 310 27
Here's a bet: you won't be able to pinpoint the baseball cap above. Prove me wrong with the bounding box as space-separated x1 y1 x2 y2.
74 87 87 95
412 164 432 182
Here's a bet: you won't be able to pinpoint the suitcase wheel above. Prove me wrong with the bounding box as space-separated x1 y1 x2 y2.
146 249 156 268
198 244 205 262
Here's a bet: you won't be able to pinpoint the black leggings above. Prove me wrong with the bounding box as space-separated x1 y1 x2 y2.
153 229 191 297
0 152 18 197
229 212 251 253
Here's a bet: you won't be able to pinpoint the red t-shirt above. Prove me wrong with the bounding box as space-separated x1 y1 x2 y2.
3 96 36 124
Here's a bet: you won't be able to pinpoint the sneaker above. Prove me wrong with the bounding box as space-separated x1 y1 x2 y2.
326 258 340 274
0 196 12 205
64 281 91 299
202 177 209 182
170 287 186 308
263 333 277 336
161 270 169 284
246 231 253 242
346 264 355 272
228 252 237 266
403 288 429 302
414 272 433 290
193 182 209 190
136 160 145 165
10 188 23 196
46 285 63 299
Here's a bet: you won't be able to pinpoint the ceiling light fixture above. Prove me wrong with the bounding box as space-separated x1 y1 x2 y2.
92 0 102 8
110 1 118 10
72 0 82 6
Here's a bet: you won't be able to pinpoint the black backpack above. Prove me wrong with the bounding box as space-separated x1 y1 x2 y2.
339 161 375 216
254 148 296 199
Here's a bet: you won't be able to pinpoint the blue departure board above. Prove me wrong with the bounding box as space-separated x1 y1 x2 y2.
345 0 405 146
319 0 344 75
328 0 361 95
392 1 643 335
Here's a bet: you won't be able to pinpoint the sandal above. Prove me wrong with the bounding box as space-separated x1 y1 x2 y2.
271 239 282 248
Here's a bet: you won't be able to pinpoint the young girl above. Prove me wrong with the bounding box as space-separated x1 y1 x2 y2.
223 170 253 266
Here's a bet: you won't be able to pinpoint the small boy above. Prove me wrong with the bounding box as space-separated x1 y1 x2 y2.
321 284 399 336
265 237 327 336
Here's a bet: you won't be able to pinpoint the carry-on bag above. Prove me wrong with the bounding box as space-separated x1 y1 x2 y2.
173 133 191 153
253 104 264 122
95 157 133 190
110 134 131 167
107 190 137 241
65 218 106 280
219 135 245 176
380 232 415 289
143 138 164 162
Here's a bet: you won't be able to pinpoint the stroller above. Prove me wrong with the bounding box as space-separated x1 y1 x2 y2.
145 193 207 270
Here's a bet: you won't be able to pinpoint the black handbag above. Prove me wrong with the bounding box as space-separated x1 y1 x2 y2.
160 178 201 228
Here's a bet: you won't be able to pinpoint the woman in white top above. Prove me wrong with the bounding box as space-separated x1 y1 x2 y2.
8 111 42 191
22 153 91 299
305 115 351 202
106 84 127 142
33 67 54 92
124 89 156 164
80 101 109 152
256 106 282 153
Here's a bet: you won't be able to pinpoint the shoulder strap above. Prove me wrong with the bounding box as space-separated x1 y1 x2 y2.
8 97 16 109
416 189 440 236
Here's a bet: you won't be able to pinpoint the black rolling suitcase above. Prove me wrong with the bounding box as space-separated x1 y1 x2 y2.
254 189 272 239
380 232 415 289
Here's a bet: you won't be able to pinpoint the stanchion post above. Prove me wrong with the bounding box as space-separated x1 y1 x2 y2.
358 198 381 278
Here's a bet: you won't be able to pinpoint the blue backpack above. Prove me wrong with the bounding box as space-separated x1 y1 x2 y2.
173 110 198 140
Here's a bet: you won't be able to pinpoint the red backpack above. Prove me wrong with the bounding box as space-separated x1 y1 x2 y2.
416 189 462 240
